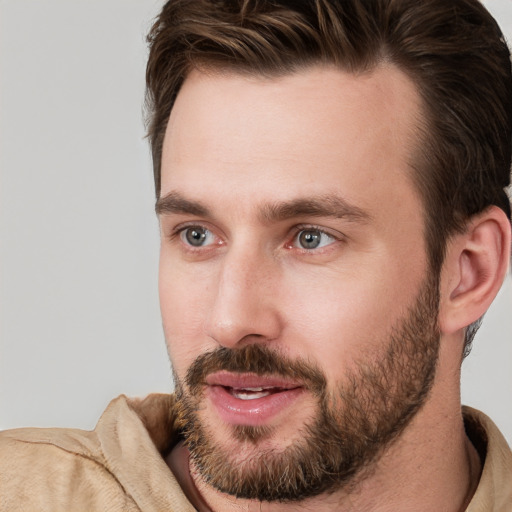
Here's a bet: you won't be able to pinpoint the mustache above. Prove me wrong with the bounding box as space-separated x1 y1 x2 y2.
184 344 326 397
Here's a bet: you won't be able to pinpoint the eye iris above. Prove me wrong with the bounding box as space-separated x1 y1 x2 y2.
299 230 321 249
185 227 207 246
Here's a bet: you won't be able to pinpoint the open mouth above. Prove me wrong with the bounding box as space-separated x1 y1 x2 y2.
227 386 288 400
205 373 305 426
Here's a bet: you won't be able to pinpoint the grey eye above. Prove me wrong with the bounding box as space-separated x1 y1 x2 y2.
294 229 336 250
298 229 322 249
181 227 211 247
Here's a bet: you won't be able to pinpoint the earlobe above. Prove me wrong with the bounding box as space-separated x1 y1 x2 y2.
439 206 511 335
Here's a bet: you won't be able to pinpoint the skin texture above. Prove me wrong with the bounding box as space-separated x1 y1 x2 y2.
157 65 503 511
171 276 440 501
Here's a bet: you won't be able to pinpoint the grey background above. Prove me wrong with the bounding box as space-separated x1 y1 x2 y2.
1 0 511 444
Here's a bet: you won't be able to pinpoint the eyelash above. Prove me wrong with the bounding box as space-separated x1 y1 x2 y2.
287 224 341 252
169 222 221 252
169 222 343 254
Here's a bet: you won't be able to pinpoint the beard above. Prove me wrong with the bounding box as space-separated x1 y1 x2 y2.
173 273 440 502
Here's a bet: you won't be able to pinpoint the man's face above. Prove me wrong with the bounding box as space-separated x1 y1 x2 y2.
158 65 440 499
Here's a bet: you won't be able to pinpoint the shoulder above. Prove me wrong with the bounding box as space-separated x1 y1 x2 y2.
0 393 188 512
0 424 139 511
0 395 143 511
463 406 512 512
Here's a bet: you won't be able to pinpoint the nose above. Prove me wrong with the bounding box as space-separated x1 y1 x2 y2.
204 246 282 348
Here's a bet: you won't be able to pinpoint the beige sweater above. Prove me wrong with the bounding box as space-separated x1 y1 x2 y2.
0 394 510 511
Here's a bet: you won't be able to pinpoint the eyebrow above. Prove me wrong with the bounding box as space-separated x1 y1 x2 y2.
258 195 371 224
155 191 210 217
156 191 371 223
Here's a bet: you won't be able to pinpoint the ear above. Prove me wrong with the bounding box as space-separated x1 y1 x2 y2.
439 206 511 335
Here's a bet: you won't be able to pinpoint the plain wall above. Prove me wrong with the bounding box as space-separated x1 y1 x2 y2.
1 0 511 444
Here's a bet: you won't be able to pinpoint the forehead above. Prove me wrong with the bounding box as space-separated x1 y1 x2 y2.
161 64 423 219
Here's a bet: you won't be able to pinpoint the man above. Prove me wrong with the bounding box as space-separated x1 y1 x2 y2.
1 0 511 510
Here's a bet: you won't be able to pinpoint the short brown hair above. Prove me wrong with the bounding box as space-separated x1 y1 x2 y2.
145 0 512 347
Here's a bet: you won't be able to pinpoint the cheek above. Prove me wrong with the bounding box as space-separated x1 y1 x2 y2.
281 266 419 381
286 288 380 377
159 255 216 375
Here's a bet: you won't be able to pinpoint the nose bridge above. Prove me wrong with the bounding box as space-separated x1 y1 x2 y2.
204 240 280 347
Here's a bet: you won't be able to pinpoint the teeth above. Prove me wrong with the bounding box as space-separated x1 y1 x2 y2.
232 390 271 400
231 387 273 400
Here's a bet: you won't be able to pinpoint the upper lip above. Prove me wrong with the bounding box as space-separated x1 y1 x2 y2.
205 371 302 390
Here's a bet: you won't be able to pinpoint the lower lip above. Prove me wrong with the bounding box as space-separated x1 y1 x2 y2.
207 385 304 426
